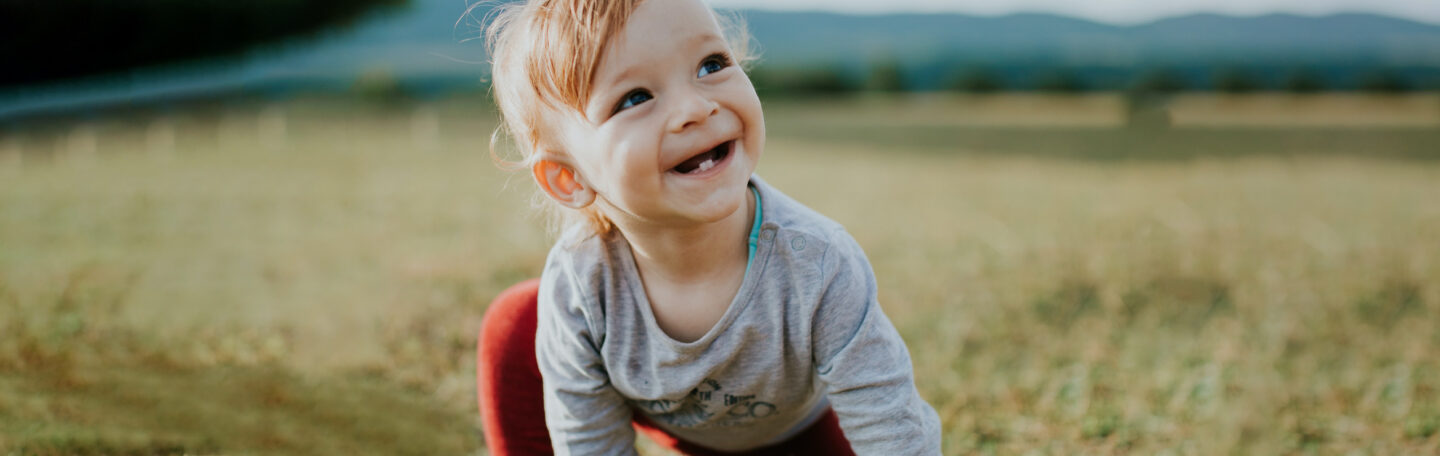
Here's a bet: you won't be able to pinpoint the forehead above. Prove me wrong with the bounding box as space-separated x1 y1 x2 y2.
595 0 723 81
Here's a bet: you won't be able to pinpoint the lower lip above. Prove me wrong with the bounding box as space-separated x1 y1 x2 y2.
669 141 735 179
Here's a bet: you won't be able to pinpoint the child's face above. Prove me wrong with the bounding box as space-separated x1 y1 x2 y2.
557 0 764 228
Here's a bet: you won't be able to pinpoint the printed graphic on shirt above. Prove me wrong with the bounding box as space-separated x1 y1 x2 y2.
633 378 777 428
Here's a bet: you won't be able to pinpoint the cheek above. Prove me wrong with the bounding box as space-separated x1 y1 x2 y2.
565 144 618 192
726 77 764 126
732 81 765 153
605 134 662 181
600 135 666 211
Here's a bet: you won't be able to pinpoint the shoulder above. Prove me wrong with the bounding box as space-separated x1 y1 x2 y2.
748 174 869 297
538 226 627 319
751 176 873 286
751 175 846 237
752 179 883 362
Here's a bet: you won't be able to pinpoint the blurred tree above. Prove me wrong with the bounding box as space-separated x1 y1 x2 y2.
865 59 906 92
748 65 858 97
1130 68 1187 94
0 0 409 88
353 67 413 106
1358 70 1410 93
1032 69 1085 93
946 67 1002 93
1125 68 1184 129
1212 67 1261 93
1281 69 1326 93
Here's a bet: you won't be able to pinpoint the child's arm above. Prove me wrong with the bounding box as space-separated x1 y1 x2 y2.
812 229 943 454
536 267 639 456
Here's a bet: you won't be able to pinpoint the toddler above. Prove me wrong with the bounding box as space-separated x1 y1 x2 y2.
475 0 942 454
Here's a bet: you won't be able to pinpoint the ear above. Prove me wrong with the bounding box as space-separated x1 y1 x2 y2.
532 159 595 209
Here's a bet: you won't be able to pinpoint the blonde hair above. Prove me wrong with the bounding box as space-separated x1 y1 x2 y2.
484 0 753 237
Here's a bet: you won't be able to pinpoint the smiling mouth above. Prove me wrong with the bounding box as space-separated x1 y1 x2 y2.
671 140 732 175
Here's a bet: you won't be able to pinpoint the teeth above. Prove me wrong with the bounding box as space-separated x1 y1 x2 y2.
696 158 716 172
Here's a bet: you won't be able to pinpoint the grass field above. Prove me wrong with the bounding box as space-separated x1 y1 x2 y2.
2 94 1438 455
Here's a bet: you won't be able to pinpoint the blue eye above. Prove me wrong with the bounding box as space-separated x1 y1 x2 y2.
614 89 652 113
698 53 731 78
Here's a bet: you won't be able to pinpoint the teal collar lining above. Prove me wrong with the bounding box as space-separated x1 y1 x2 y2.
745 184 762 273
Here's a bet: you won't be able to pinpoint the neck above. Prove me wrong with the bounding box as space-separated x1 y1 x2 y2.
606 190 755 287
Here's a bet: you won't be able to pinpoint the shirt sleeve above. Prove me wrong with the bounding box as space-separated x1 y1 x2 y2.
536 255 638 456
812 229 943 455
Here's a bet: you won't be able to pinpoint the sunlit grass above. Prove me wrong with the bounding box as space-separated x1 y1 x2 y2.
765 142 1440 454
2 94 1437 454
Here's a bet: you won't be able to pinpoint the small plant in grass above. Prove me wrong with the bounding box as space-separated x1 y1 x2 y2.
1354 281 1423 329
1121 277 1234 330
1032 280 1101 330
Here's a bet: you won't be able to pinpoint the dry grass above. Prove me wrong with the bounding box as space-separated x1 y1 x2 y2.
765 142 1440 454
763 93 1440 128
1 94 1437 454
1168 93 1440 127
763 94 1128 128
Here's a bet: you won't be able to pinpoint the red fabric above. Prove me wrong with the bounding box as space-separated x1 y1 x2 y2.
478 278 552 455
631 408 855 456
477 279 855 456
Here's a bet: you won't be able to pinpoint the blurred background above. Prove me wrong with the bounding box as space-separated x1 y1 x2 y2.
1 0 1437 454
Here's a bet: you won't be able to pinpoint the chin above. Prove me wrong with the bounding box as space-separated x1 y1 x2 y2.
680 178 749 223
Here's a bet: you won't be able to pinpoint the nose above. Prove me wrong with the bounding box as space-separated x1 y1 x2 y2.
667 87 719 133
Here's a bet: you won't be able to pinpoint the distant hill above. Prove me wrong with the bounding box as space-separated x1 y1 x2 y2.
741 11 1440 90
4 0 1439 119
744 11 1440 65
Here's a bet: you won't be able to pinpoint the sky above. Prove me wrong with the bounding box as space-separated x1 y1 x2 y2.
707 0 1440 25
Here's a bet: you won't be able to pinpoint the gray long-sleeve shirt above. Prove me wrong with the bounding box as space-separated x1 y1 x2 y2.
536 176 942 455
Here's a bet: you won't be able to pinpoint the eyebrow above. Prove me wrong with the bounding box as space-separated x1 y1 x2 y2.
600 32 725 87
686 31 724 49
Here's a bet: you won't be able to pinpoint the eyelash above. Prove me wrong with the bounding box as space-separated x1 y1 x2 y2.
610 52 734 115
698 52 732 77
